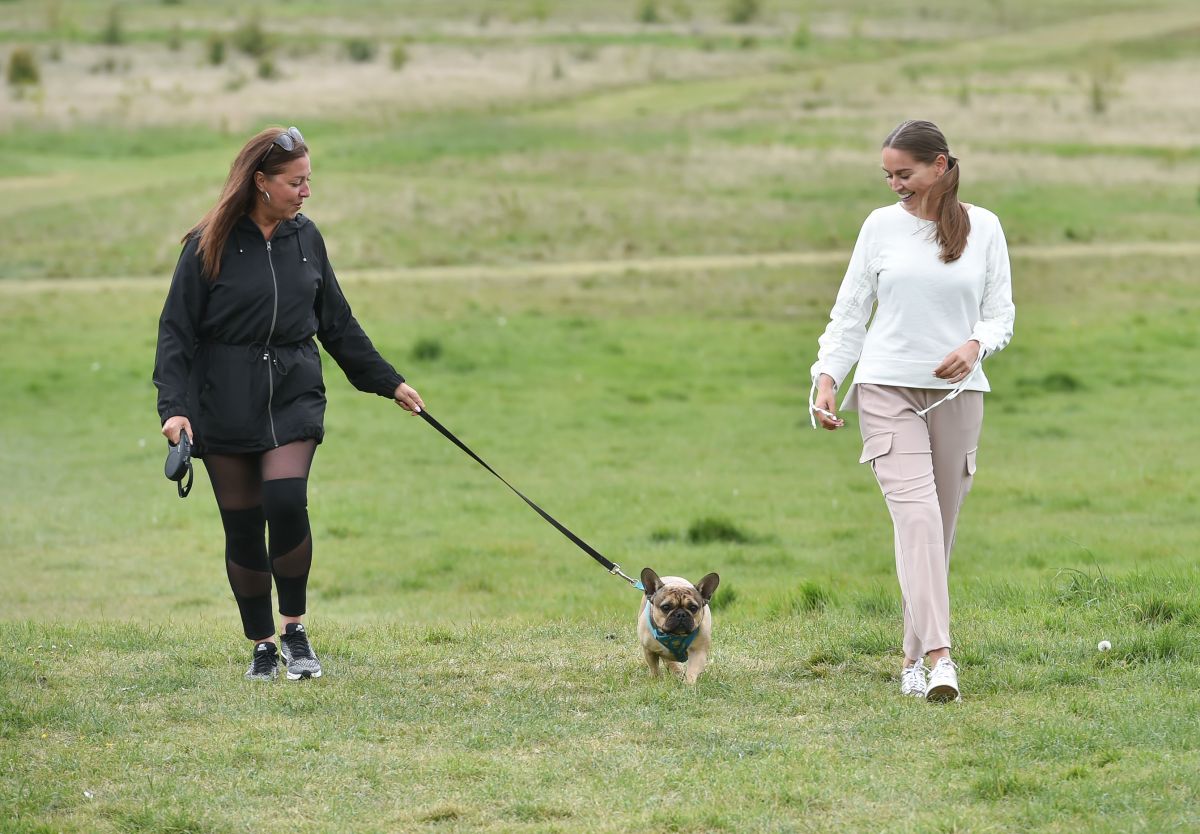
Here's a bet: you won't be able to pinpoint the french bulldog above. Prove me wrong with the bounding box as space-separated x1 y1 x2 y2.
638 567 720 684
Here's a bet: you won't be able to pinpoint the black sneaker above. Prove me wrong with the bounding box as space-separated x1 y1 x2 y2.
245 641 279 681
279 623 322 680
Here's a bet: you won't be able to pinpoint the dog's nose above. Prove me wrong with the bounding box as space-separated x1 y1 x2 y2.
667 612 694 631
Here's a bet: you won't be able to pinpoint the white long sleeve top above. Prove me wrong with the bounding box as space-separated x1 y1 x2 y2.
811 202 1015 411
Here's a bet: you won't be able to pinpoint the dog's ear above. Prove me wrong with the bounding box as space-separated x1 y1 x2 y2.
640 567 662 597
695 572 720 603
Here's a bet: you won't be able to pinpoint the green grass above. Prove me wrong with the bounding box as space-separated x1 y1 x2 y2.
2 121 1196 280
2 252 1199 832
3 0 1200 830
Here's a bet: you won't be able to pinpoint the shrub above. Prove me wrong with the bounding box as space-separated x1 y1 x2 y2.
100 4 124 45
648 527 677 543
670 0 693 20
957 80 971 107
256 56 278 80
233 15 269 57
90 55 120 74
1035 371 1083 392
569 43 597 62
345 37 375 63
725 0 760 25
411 338 443 362
7 48 40 86
766 581 834 618
390 42 409 70
793 580 832 612
791 21 811 49
166 24 182 52
636 0 661 24
708 581 737 611
1086 57 1121 115
686 517 753 545
206 34 225 65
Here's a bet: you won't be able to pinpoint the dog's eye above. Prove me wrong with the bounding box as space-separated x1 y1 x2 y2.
659 604 672 613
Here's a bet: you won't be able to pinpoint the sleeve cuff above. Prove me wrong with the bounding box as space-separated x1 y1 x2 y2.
377 373 405 398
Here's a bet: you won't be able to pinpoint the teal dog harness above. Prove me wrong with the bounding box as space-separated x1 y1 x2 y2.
645 602 700 662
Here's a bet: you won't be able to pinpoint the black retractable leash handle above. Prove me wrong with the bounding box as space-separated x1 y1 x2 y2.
164 429 193 498
417 409 643 590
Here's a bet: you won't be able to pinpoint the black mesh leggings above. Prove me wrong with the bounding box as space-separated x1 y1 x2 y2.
203 440 317 640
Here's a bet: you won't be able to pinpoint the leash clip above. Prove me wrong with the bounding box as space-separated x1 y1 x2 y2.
609 563 645 591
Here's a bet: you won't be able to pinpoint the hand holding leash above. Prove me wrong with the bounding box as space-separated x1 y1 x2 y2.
393 382 425 415
164 427 193 498
162 415 192 445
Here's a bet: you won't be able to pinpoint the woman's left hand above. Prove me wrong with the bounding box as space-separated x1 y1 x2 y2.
393 382 425 415
933 340 981 384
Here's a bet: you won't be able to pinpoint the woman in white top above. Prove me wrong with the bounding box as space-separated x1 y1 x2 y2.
810 120 1015 702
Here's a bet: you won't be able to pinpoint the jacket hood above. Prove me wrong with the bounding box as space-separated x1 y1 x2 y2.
235 212 312 240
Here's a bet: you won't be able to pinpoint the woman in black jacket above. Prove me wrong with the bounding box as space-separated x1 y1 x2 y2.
154 126 424 681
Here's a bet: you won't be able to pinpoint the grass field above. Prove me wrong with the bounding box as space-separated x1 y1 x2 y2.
2 2 1199 832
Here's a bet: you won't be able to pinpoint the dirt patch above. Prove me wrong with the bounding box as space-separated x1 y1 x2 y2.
0 38 777 130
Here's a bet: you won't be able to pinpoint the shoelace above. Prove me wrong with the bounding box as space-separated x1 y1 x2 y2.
929 658 957 682
282 632 313 660
251 646 277 675
902 663 927 692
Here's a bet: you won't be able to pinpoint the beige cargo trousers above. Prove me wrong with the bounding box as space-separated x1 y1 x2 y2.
856 383 984 662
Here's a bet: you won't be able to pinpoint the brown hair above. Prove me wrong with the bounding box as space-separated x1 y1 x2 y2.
183 127 310 280
882 119 969 263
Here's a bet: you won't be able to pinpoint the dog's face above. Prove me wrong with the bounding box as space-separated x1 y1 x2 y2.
641 568 720 635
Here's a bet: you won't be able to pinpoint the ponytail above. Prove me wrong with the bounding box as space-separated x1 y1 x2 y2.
927 157 969 263
882 120 970 263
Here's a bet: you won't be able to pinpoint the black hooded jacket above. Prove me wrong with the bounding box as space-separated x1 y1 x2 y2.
153 213 404 456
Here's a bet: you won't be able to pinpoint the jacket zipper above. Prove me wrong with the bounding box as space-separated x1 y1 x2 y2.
264 239 280 447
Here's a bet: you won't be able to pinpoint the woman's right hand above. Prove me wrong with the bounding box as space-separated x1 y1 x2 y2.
161 416 193 445
813 375 844 430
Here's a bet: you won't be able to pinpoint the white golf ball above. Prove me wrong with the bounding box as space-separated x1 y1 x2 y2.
1097 640 1111 652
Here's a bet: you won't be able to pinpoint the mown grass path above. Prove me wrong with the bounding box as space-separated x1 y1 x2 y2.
4 238 1200 294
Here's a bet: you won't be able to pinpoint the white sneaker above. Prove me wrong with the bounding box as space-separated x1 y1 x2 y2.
900 661 927 697
926 658 961 702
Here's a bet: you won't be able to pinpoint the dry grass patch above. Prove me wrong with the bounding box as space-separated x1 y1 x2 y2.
1 38 778 130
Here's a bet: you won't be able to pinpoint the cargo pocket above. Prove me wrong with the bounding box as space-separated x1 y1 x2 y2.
965 448 978 476
859 431 894 465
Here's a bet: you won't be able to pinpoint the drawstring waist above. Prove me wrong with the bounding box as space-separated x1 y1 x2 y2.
249 343 289 376
207 339 313 377
914 347 987 417
809 347 989 426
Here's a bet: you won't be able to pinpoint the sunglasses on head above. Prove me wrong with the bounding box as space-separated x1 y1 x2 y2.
259 126 305 168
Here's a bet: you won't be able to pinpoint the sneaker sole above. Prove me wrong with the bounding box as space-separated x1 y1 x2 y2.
286 669 322 681
926 684 961 702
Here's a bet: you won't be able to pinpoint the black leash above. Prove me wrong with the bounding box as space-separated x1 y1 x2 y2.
417 409 643 590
